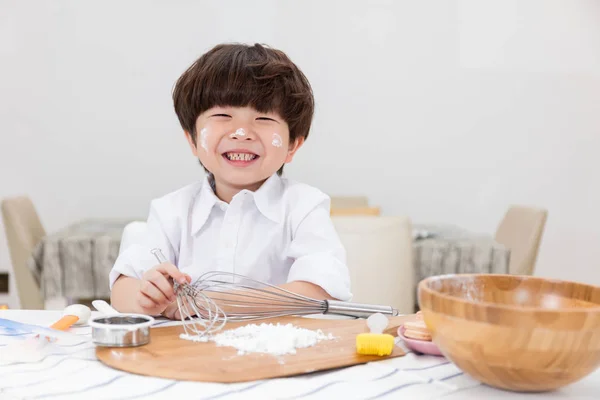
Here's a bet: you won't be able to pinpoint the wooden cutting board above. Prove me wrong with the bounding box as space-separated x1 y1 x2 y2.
95 314 416 382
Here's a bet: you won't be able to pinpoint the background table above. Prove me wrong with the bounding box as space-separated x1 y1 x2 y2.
28 219 133 301
413 224 510 306
29 220 510 303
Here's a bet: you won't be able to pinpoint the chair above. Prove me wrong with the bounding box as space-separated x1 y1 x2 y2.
332 215 414 314
330 207 381 217
494 205 548 276
330 196 369 209
1 196 45 309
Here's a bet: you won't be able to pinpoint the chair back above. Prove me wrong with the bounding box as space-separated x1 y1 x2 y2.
495 205 548 275
330 207 381 217
332 215 414 314
330 196 369 209
1 196 45 309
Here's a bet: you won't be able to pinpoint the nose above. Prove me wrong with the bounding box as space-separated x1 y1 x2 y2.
229 128 255 141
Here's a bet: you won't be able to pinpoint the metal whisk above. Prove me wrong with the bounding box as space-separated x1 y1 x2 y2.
151 249 226 338
151 248 399 338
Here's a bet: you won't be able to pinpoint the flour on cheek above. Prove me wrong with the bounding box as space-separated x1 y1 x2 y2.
271 133 283 148
200 128 209 151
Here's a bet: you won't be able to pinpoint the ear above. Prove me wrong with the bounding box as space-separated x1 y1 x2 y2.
285 137 305 163
185 130 198 157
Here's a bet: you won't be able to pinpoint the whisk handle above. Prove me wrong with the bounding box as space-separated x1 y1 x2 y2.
151 248 168 264
324 300 399 318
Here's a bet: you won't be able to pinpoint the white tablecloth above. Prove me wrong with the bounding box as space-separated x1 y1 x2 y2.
1 311 599 399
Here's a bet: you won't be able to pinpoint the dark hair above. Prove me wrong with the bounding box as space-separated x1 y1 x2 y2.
173 43 314 157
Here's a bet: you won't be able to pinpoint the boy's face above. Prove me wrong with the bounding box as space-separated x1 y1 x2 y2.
186 106 303 190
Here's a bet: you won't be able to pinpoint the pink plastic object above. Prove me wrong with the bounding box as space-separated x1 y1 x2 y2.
398 326 444 357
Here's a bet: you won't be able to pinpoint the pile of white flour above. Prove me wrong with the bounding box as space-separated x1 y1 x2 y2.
180 322 335 355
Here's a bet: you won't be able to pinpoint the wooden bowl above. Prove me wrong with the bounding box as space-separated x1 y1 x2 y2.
418 274 600 392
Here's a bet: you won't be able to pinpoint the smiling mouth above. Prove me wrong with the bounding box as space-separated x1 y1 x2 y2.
223 151 259 165
223 152 258 161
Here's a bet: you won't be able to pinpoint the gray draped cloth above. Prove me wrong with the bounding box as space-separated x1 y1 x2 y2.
28 220 509 301
28 219 134 300
414 224 510 276
413 224 510 307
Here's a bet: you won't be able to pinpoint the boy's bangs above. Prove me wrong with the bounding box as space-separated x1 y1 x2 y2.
173 43 313 144
198 59 285 119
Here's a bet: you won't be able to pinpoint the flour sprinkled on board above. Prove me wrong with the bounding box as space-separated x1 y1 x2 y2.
180 323 335 356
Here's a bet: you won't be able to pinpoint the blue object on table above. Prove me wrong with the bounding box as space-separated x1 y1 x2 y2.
0 318 79 341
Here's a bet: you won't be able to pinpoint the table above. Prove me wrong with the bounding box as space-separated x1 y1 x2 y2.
28 219 134 301
413 224 510 306
1 310 598 399
29 220 510 302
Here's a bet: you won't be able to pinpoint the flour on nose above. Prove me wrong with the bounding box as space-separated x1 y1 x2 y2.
230 128 247 138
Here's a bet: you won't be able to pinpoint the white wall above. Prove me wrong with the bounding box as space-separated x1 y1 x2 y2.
1 0 599 308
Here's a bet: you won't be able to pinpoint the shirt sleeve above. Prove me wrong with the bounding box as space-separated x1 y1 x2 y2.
285 197 353 301
108 199 179 290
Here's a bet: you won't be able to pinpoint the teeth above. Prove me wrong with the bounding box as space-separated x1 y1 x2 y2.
226 153 256 161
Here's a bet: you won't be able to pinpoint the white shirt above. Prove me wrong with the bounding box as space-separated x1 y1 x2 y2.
109 174 352 301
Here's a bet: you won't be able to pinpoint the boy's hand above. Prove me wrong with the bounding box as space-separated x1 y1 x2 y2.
138 263 191 316
162 298 193 320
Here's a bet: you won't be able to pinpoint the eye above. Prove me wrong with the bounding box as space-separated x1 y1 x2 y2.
211 114 231 118
256 117 278 123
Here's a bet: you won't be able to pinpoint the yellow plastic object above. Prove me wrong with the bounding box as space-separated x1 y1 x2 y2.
356 333 395 356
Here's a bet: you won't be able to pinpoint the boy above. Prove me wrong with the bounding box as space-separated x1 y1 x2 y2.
110 43 351 319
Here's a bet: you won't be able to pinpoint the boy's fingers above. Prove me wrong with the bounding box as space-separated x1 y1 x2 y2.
161 302 178 320
157 263 188 284
140 280 170 304
138 292 159 310
172 308 182 320
146 274 176 301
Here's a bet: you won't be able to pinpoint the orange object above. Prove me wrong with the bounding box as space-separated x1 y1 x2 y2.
50 315 79 331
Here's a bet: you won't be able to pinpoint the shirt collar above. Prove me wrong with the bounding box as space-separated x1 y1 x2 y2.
250 173 284 224
190 173 283 235
190 175 220 235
